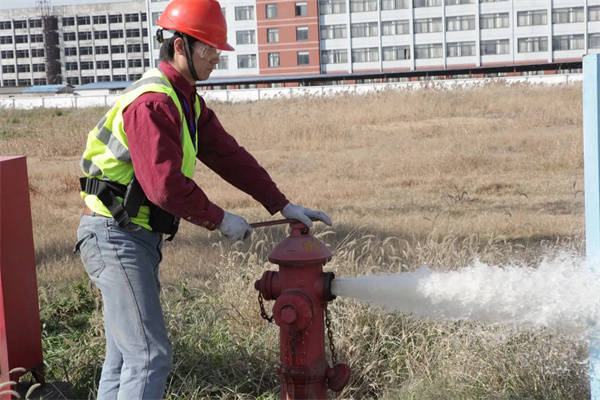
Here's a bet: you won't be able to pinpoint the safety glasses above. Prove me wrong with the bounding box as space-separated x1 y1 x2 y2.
193 42 222 59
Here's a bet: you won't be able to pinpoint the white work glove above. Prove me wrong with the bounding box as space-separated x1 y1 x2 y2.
281 202 332 227
217 211 253 241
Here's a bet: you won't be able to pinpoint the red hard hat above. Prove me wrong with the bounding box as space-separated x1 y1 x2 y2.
157 0 234 51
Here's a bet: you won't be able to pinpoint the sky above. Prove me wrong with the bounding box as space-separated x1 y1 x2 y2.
0 0 128 9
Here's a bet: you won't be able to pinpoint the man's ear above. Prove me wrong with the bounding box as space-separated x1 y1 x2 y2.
173 37 186 56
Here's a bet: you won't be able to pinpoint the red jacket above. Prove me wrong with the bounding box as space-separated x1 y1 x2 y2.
123 61 288 230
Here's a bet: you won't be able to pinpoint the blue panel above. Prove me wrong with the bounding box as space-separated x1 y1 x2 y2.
584 53 600 400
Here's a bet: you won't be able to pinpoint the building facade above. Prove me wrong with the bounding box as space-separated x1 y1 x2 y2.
1 0 600 87
0 0 149 87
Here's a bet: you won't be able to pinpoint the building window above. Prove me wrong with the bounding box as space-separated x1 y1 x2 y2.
128 59 142 68
350 0 377 12
63 32 76 41
0 36 12 44
77 16 91 25
413 0 441 7
552 34 584 51
82 77 95 84
80 46 93 55
351 22 378 37
517 36 548 53
33 78 46 85
1 50 14 59
2 65 15 73
352 47 379 62
381 20 409 35
447 41 476 57
268 52 280 67
111 45 125 53
414 43 443 59
446 15 475 31
0 21 12 30
80 61 94 70
66 62 78 71
29 19 42 28
383 45 410 60
235 6 255 20
112 59 126 68
96 60 110 69
30 34 44 43
65 47 77 56
236 30 255 45
445 0 474 4
16 49 29 58
552 7 584 24
96 46 109 54
128 44 142 52
3 80 16 86
381 0 409 10
111 30 124 39
237 54 257 68
95 31 108 40
31 49 44 57
295 2 308 16
15 35 28 44
319 0 346 14
517 10 547 26
266 4 278 18
18 79 31 86
480 13 509 29
296 26 309 41
62 17 75 26
98 76 111 82
481 39 510 55
78 31 92 40
125 13 140 23
414 18 442 33
590 33 600 49
109 14 123 23
93 15 107 24
321 24 347 39
216 55 229 70
66 77 79 85
297 51 310 65
267 28 279 43
126 29 140 38
14 20 27 29
321 49 348 64
590 6 600 21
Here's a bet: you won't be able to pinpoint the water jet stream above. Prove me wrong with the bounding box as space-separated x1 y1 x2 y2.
331 252 599 330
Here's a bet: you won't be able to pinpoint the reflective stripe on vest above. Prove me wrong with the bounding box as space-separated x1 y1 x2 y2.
80 68 201 230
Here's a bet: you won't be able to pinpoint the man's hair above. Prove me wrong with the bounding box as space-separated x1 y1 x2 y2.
159 33 197 62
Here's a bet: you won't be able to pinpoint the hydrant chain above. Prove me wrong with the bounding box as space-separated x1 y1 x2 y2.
258 293 274 323
326 308 337 366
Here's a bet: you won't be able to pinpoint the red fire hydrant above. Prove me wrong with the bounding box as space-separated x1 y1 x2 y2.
254 221 350 399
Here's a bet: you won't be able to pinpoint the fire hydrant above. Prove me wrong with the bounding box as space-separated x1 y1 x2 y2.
254 221 351 399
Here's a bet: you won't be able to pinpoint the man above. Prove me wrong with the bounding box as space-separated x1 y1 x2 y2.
74 0 332 398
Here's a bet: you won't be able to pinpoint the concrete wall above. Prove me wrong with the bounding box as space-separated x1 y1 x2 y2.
0 73 583 110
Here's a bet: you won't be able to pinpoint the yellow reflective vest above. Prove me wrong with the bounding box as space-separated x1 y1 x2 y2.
80 68 200 230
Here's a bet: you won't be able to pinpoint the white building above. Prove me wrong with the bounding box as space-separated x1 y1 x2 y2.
0 0 149 87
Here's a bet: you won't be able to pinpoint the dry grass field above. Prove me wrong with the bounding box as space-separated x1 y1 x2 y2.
0 83 588 399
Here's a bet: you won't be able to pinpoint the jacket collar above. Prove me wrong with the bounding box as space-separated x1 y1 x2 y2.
159 61 196 99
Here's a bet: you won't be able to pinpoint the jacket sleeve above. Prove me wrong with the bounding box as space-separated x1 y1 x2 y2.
195 96 288 215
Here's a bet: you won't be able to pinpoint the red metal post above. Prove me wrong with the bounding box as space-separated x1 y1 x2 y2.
0 156 44 399
255 221 350 399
